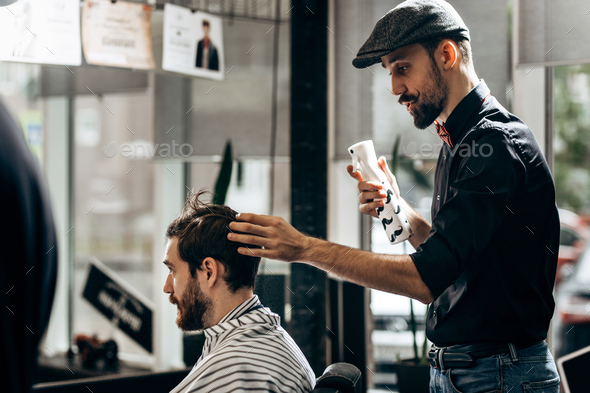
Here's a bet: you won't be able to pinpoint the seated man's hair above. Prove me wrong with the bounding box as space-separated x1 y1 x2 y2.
166 190 261 292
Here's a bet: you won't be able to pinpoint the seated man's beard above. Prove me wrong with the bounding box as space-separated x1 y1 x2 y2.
404 61 449 130
169 276 213 331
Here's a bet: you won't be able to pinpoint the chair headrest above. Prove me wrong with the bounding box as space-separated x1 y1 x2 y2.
314 363 362 393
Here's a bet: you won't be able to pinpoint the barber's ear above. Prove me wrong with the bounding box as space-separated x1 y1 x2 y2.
201 257 223 288
440 40 458 70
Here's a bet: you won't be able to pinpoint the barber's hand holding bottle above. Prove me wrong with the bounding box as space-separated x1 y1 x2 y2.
347 156 401 219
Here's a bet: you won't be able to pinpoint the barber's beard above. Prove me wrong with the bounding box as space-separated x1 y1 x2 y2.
400 60 449 130
169 277 213 331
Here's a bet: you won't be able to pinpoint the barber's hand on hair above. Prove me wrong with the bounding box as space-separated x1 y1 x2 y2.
346 156 401 219
227 214 311 262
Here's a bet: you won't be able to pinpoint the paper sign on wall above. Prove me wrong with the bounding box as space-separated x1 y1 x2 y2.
162 4 225 80
0 0 81 66
82 0 155 70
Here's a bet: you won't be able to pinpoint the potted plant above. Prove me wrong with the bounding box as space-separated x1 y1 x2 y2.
394 296 430 393
388 135 431 393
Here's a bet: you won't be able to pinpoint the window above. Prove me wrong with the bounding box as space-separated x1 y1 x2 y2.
73 91 156 361
553 65 590 214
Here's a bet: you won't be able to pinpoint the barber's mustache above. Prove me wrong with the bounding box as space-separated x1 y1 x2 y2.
399 93 418 105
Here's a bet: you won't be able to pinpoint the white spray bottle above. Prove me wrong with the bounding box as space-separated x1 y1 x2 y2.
348 140 412 244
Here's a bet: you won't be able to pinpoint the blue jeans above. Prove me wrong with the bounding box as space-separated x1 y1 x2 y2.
430 342 560 393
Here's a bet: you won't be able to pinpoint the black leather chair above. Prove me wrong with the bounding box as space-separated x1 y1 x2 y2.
313 363 362 393
32 362 362 393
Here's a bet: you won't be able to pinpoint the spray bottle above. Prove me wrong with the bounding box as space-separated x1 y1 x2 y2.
349 140 412 244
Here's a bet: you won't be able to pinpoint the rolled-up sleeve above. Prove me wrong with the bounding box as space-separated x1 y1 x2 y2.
411 127 526 299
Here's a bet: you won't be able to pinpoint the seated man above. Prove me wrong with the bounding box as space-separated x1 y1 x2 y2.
163 191 316 393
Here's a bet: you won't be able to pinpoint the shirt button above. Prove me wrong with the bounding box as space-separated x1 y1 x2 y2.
433 310 437 317
443 155 446 160
437 195 440 201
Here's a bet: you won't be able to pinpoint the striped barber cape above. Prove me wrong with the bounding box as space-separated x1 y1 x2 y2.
170 295 316 393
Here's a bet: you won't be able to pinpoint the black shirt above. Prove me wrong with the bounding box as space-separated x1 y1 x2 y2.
410 80 559 347
0 99 58 392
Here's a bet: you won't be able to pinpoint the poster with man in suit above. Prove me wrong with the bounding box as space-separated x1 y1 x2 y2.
163 4 224 80
195 19 219 71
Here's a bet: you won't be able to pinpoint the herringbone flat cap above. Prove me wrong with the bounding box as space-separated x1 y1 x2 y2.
353 0 470 69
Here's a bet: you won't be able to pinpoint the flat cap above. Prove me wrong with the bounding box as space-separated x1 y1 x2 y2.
352 0 470 69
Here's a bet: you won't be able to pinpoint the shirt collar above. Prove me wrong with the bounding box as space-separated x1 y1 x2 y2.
438 80 491 147
203 295 266 339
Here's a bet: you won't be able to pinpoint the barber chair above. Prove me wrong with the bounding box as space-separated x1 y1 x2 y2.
312 362 362 393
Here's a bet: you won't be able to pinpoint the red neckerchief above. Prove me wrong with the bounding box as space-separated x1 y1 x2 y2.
435 93 491 147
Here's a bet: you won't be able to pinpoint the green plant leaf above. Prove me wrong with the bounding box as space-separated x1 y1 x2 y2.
400 160 432 189
420 305 429 363
213 140 233 205
390 134 401 177
409 298 419 362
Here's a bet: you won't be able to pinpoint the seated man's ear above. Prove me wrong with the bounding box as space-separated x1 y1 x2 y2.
201 257 224 288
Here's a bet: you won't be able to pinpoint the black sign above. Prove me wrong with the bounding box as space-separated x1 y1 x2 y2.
83 260 153 353
558 345 590 393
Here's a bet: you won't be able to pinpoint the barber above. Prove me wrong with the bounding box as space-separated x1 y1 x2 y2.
228 1 560 392
0 102 58 390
